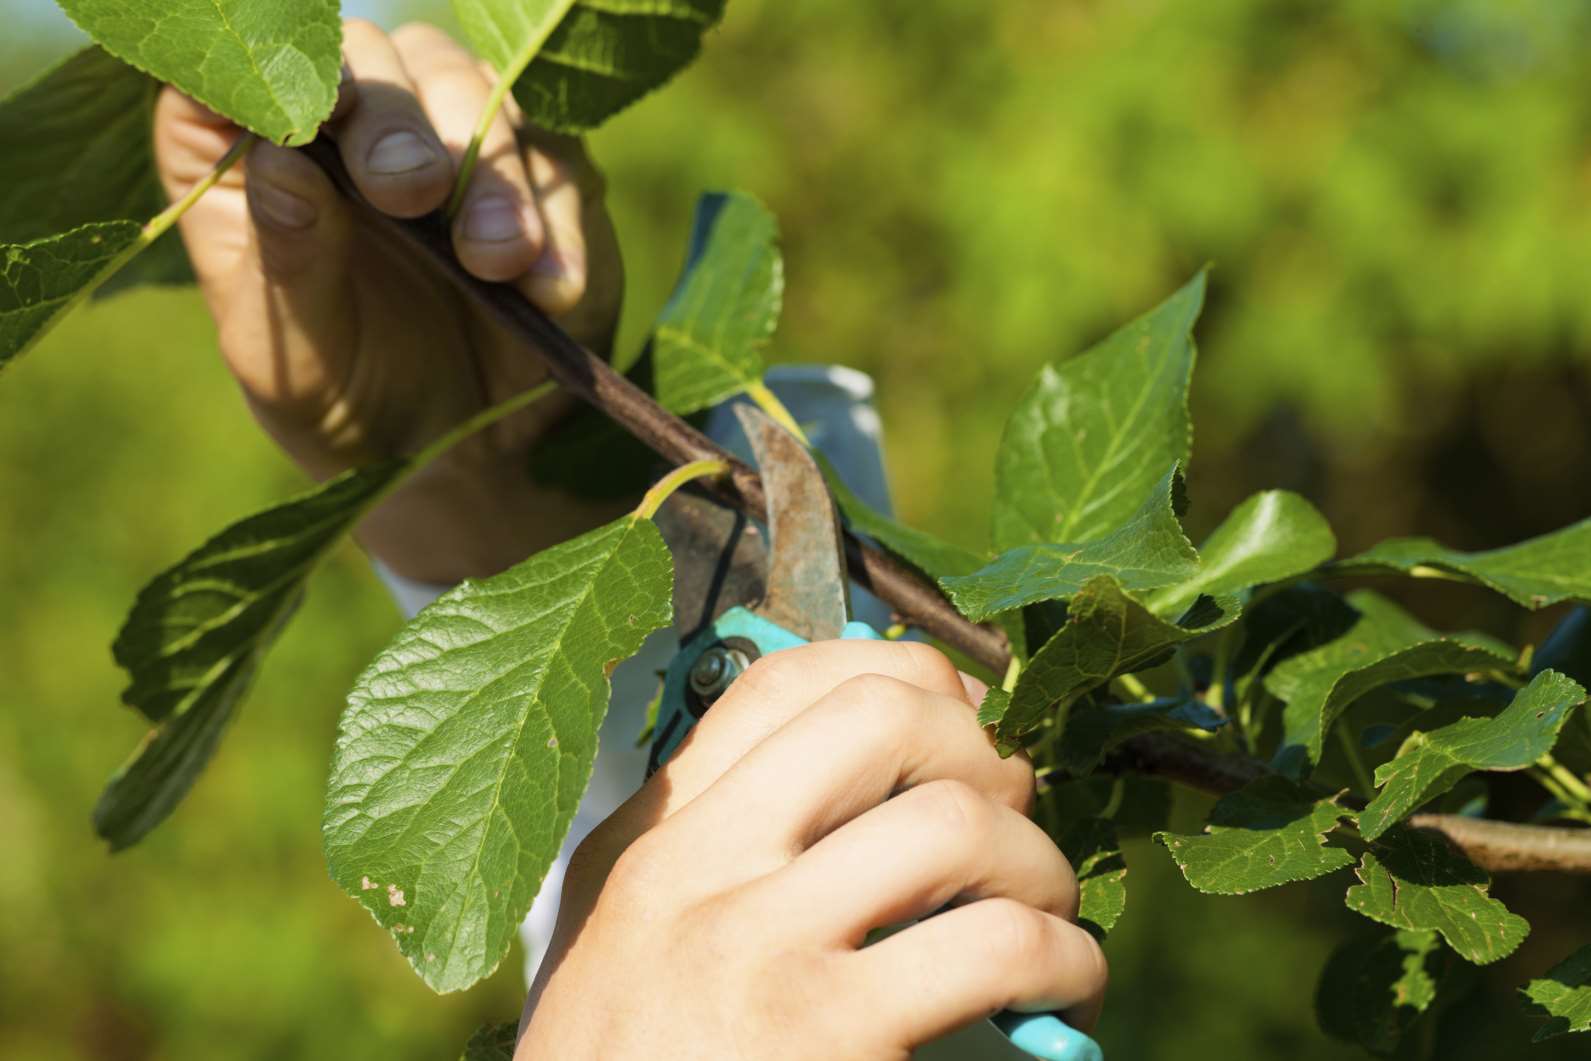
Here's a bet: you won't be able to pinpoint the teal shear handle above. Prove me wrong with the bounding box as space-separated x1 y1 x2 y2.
651 609 1104 1061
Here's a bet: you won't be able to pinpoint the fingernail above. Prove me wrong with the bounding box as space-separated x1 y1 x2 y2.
366 130 437 175
251 182 316 230
463 197 525 242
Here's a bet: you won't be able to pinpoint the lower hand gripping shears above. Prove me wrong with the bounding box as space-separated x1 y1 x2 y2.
647 404 1104 1061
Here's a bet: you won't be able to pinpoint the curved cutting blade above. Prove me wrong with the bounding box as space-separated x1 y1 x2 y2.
733 403 850 641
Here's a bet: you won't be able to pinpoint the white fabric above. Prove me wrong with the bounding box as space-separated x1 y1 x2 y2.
372 366 1021 1058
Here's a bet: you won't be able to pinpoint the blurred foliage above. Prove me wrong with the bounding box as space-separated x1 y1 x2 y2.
4 0 1591 1057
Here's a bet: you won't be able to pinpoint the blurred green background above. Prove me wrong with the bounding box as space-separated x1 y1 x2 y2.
4 0 1591 1057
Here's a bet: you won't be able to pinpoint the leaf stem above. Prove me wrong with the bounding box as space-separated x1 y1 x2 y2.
411 380 558 470
1539 754 1591 808
21 133 255 361
635 459 731 520
745 380 810 445
1337 724 1375 799
446 3 577 218
1115 673 1154 703
1001 656 1022 693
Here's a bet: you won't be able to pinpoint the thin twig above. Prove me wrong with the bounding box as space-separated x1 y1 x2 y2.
302 136 1591 876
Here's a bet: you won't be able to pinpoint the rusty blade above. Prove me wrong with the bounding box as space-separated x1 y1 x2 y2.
733 404 850 641
653 491 767 641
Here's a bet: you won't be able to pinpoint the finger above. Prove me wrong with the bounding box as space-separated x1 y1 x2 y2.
845 899 1109 1046
152 88 250 310
561 642 977 896
392 22 545 282
216 140 359 408
748 779 1076 945
335 18 453 217
519 143 588 313
662 641 977 814
677 674 1034 863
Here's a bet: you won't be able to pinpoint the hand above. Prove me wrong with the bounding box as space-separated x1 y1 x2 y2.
521 641 1108 1060
153 19 627 583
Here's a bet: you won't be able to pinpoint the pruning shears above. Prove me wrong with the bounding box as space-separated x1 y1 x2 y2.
648 404 1104 1061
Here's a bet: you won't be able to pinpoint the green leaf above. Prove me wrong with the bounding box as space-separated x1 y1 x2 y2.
1055 696 1226 777
1154 777 1353 895
1346 518 1591 610
997 574 1237 744
1521 945 1591 1041
1359 670 1588 840
1265 590 1517 779
502 0 726 134
0 48 162 242
819 453 983 580
461 1021 519 1061
1147 490 1336 618
2 223 143 368
942 467 1198 623
1345 825 1529 965
1059 818 1126 940
651 192 782 417
56 0 341 145
323 514 673 993
1316 929 1448 1056
95 462 406 849
991 270 1205 551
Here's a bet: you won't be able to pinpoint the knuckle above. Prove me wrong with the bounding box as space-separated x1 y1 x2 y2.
980 899 1054 970
906 778 989 841
893 640 963 694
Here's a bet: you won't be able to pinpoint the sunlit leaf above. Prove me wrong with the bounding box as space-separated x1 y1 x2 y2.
323 514 673 992
1359 670 1587 841
992 271 1204 551
94 463 405 849
943 467 1198 622
651 192 782 416
1346 519 1591 610
2 222 142 368
56 0 340 145
1060 818 1126 940
1265 590 1517 779
992 575 1236 743
1521 945 1591 1041
1154 777 1353 895
1345 825 1529 965
1147 490 1336 618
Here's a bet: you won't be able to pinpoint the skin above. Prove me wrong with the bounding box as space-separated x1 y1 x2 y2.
156 21 1107 1057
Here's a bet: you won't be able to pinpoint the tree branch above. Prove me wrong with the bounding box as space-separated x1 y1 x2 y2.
302 136 1591 877
1107 733 1591 874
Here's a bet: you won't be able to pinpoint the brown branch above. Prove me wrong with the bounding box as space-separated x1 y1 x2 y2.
1107 733 1591 874
302 137 1591 876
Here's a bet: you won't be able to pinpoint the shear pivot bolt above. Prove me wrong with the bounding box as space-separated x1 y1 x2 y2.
689 645 750 704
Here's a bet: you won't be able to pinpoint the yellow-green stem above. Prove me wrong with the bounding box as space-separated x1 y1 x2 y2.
22 134 254 361
1001 656 1022 693
1115 672 1154 703
745 381 810 445
446 3 577 218
1337 723 1375 799
411 380 557 470
635 459 731 520
1540 754 1591 807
